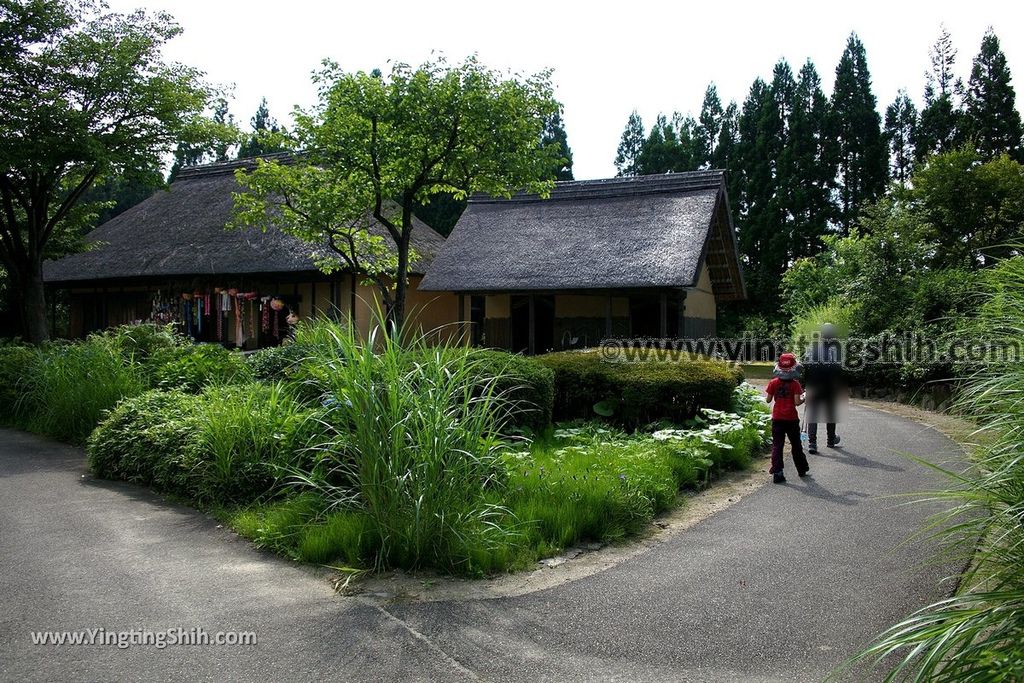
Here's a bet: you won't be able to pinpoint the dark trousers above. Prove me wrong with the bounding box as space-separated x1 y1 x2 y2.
771 419 808 475
806 394 838 446
807 422 837 446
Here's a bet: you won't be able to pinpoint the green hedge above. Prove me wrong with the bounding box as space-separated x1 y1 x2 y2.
87 390 203 496
469 350 554 432
536 350 739 425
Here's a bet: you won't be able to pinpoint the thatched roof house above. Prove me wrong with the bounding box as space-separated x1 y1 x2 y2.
44 156 455 345
421 171 744 353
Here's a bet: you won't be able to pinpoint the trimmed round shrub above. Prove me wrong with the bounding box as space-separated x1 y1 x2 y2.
147 343 251 393
537 350 737 425
87 390 203 495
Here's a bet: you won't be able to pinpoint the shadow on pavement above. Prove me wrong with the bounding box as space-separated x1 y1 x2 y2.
790 474 871 506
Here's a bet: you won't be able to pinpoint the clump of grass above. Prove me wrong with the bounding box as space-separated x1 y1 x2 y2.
503 394 769 554
195 382 315 503
18 337 145 443
293 317 520 574
296 511 379 565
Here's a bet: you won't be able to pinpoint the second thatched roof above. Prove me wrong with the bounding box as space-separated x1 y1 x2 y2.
418 171 745 300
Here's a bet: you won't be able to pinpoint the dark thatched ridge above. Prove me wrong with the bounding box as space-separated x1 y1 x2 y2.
418 171 745 299
43 155 447 285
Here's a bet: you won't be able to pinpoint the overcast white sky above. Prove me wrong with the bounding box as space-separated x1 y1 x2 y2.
107 0 1024 179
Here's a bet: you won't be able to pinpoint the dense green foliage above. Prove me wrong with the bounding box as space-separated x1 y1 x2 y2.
2 325 250 443
537 350 739 426
148 343 252 393
854 255 1024 680
4 318 770 576
614 27 1022 316
230 382 770 574
0 0 219 342
87 384 323 503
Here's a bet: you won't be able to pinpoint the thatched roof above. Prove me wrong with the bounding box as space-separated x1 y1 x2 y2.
44 155 446 284
418 171 746 301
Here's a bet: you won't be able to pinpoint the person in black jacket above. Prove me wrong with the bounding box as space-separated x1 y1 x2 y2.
803 323 845 454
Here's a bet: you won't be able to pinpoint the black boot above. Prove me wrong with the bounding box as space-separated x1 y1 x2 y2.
773 472 787 484
827 435 841 448
808 443 818 455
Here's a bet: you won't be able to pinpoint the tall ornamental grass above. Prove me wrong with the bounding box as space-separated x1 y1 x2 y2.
17 338 145 444
295 318 519 573
853 254 1024 681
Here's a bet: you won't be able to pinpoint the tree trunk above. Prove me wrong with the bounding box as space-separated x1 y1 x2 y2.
392 232 410 333
20 265 49 344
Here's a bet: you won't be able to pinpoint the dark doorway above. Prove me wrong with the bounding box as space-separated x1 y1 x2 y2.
511 294 555 354
629 293 661 338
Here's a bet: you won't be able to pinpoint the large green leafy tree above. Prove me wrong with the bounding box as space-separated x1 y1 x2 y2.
884 89 918 183
234 56 561 327
614 111 645 177
963 29 1023 160
828 33 888 232
910 146 1024 269
915 25 964 162
0 0 215 342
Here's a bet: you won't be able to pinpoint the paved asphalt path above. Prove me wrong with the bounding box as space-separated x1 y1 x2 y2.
0 403 963 682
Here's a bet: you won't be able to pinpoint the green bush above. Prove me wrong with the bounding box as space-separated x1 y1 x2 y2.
18 338 145 443
147 343 251 393
246 343 313 383
537 350 737 426
95 323 183 363
87 390 203 495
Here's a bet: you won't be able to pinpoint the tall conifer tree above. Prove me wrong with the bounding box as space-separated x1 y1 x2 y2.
614 111 645 176
696 84 724 168
963 29 1023 159
915 25 964 161
884 90 918 183
788 60 834 257
829 32 888 232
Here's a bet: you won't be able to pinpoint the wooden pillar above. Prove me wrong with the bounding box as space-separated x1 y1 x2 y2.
678 289 687 338
458 294 466 343
605 291 613 339
528 293 536 355
659 292 668 338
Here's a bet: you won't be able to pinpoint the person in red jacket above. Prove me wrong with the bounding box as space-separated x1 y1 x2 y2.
765 352 810 484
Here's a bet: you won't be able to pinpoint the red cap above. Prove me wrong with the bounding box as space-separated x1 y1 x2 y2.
778 352 797 370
